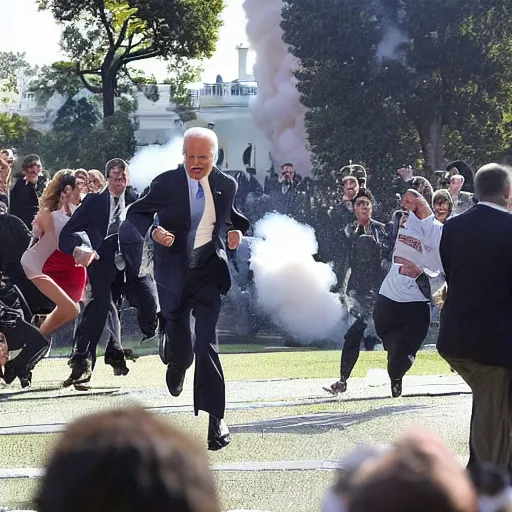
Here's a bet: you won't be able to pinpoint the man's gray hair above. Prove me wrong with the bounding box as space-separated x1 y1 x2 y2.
183 127 219 159
474 163 512 200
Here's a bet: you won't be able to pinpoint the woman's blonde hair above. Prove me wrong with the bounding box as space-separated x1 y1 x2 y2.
88 169 106 189
39 169 76 212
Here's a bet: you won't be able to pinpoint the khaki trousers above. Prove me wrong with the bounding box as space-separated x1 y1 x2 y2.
443 355 512 473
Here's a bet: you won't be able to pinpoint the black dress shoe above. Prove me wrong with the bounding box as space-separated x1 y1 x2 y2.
208 416 231 451
165 363 185 397
63 354 92 388
3 361 16 385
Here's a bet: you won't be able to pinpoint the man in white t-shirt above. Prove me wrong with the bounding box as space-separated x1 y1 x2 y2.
373 189 444 398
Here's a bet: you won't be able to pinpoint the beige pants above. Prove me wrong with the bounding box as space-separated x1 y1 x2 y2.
444 356 512 472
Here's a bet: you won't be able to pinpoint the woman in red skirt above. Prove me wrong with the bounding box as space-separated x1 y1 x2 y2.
21 170 87 337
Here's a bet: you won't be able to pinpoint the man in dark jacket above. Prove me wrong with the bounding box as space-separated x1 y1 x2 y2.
9 154 42 229
327 189 388 394
122 127 249 451
438 163 512 473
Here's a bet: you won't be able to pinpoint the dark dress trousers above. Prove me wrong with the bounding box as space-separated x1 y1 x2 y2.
59 188 124 365
121 166 249 419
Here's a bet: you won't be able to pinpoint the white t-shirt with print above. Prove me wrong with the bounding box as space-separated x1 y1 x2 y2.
379 212 444 303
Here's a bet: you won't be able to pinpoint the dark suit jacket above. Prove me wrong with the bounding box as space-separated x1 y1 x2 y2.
437 204 512 368
9 177 38 229
120 166 249 297
58 187 137 280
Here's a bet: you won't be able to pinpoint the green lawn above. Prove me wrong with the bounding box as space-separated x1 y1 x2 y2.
221 350 451 381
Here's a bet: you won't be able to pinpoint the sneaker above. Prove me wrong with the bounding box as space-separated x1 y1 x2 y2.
327 378 347 395
391 378 402 398
62 355 92 388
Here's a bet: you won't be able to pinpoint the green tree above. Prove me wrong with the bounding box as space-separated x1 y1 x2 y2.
0 52 37 94
40 97 101 170
0 113 31 148
77 111 137 169
282 0 512 181
165 57 202 123
38 0 224 118
29 61 84 107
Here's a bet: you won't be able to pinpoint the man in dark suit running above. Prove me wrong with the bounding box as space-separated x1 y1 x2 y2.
122 127 249 450
438 163 512 473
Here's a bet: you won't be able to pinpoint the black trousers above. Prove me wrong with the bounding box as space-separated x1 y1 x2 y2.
73 261 123 368
340 316 368 380
373 294 430 381
159 255 225 420
112 265 158 338
1 318 49 371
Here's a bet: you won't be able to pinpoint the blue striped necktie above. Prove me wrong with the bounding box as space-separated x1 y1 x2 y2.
196 182 204 199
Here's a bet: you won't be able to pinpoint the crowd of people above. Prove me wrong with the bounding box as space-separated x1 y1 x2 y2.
2 128 512 511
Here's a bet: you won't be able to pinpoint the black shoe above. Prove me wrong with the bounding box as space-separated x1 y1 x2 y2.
208 416 231 451
63 354 92 388
331 378 347 394
3 361 16 385
105 350 129 376
165 363 185 397
391 378 402 398
18 368 32 389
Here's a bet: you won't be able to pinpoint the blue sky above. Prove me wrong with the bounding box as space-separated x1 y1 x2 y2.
2 0 254 83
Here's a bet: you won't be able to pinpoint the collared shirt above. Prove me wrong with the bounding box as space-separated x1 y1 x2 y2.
186 172 216 250
109 192 126 225
478 201 510 214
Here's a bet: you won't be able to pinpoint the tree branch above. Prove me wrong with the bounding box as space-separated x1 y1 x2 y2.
77 65 103 94
113 20 130 53
123 47 161 64
95 0 115 48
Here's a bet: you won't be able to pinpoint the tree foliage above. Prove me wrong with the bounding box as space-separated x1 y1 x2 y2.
38 0 224 117
0 52 37 94
282 0 512 183
29 61 85 106
0 113 31 148
165 57 202 123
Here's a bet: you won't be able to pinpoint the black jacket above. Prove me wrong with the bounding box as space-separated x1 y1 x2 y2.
437 204 512 368
121 166 250 296
9 177 38 229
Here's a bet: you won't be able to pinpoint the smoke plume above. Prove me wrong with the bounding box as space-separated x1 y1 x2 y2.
250 213 345 343
243 0 312 176
128 137 184 193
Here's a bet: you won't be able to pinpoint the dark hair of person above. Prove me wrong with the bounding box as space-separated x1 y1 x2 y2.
410 176 434 205
35 407 221 512
348 437 477 512
105 158 128 178
22 154 41 171
432 189 454 215
281 163 294 169
474 164 511 201
352 188 375 208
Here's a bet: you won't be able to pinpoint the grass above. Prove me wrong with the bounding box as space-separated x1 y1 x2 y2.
221 350 451 381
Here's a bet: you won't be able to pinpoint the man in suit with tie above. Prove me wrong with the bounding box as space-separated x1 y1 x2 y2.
59 159 134 387
438 163 512 472
121 127 249 450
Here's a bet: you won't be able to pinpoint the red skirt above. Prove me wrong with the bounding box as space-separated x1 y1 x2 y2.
42 250 87 303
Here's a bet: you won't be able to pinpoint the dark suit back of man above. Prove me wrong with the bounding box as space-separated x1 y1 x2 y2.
438 204 512 368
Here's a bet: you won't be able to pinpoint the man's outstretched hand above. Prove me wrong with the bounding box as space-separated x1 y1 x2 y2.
152 226 175 248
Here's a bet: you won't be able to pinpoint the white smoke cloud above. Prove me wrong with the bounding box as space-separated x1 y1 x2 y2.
128 137 184 193
250 213 345 343
243 0 312 176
